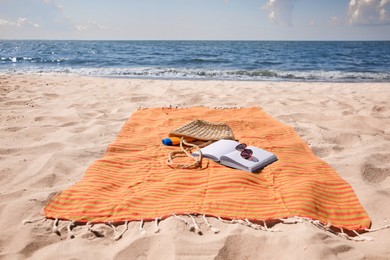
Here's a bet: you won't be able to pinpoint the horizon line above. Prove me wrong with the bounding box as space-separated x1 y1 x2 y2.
2 39 390 42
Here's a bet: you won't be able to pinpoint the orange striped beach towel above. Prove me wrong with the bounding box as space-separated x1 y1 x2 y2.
44 107 371 233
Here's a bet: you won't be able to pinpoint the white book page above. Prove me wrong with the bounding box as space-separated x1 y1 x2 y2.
220 150 257 168
248 146 276 161
193 139 240 161
221 145 277 172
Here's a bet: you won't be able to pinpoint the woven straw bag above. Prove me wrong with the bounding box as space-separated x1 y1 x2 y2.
166 120 235 169
169 120 235 141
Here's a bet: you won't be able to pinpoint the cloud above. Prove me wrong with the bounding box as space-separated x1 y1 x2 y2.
0 18 13 26
0 0 113 39
16 17 40 27
331 16 343 26
0 17 40 28
75 20 111 32
348 0 390 25
0 0 74 31
263 0 298 26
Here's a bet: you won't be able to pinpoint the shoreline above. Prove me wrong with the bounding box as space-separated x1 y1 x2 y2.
3 71 390 85
1 73 389 259
1 71 389 84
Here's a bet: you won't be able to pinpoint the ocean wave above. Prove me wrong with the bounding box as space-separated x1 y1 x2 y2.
177 58 231 64
0 56 68 64
1 66 388 82
78 67 390 82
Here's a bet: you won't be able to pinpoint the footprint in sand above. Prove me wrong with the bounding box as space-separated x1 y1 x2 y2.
115 235 175 259
362 164 390 184
326 133 361 146
130 96 149 102
361 154 390 184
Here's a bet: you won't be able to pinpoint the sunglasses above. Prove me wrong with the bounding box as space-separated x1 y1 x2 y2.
235 143 258 162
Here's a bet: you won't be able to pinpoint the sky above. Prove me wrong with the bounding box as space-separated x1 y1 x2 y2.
0 0 390 40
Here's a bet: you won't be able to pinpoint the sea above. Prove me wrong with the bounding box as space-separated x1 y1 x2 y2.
1 40 389 82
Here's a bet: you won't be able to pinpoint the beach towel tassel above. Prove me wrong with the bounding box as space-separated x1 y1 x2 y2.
364 224 390 233
236 219 246 225
278 217 303 224
202 215 220 234
86 221 93 233
173 214 189 226
311 220 328 231
188 214 202 235
86 222 104 238
262 220 271 231
338 227 350 239
243 219 261 231
154 218 161 234
114 221 129 241
351 230 373 242
67 221 75 239
218 217 235 224
52 218 60 235
337 229 372 242
139 219 147 235
108 222 118 236
22 215 46 225
309 219 373 242
263 220 281 232
244 219 260 230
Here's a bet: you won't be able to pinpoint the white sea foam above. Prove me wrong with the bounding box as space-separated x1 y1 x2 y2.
1 66 388 82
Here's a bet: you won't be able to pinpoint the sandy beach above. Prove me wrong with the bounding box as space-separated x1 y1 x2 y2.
1 73 389 259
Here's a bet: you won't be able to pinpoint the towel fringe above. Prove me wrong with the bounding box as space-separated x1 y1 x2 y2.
154 217 161 234
86 221 104 237
139 219 147 235
108 221 130 240
216 217 281 233
188 214 202 235
244 219 261 230
351 230 373 242
298 217 374 242
86 221 92 232
25 215 388 242
203 215 220 234
52 218 60 235
263 220 282 232
22 215 46 225
173 213 189 226
86 221 93 234
278 216 303 224
242 218 281 232
339 227 350 239
364 224 390 233
115 221 129 240
218 217 235 224
67 221 75 239
108 222 117 237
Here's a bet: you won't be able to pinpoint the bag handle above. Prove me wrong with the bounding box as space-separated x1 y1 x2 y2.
166 138 203 169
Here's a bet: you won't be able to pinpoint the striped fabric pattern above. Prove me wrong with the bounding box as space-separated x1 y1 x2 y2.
44 107 371 231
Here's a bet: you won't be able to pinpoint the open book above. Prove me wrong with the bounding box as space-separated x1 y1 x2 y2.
193 139 277 173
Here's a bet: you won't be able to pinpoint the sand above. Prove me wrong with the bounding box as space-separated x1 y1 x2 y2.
0 73 389 259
